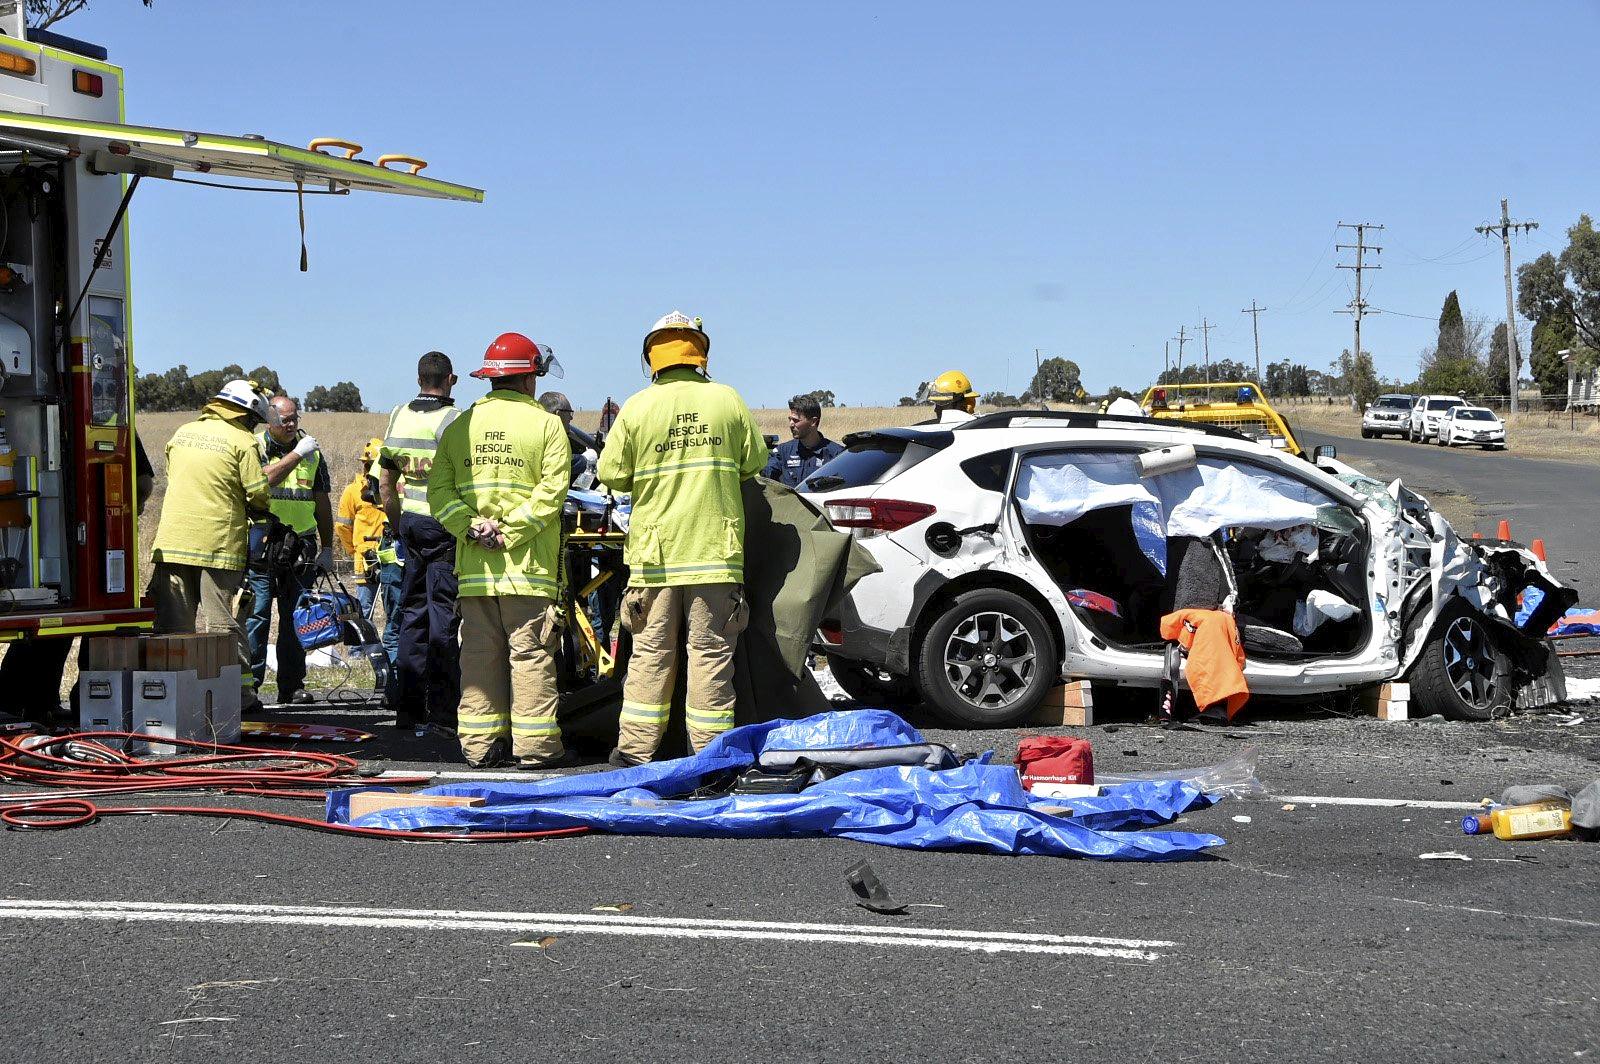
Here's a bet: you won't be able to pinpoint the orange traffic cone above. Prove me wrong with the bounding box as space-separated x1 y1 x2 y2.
1531 538 1548 561
1472 532 1483 540
1497 519 1511 542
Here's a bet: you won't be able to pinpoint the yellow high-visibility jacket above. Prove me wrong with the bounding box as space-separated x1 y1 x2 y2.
427 389 571 599
151 404 270 571
335 475 386 573
597 366 768 587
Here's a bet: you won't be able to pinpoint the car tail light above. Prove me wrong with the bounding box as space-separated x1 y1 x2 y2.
819 623 843 645
824 497 936 533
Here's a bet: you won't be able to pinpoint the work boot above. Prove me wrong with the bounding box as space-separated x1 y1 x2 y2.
607 746 648 769
465 739 512 769
516 750 581 772
289 690 316 706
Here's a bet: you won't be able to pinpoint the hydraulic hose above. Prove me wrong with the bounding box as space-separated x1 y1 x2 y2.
0 732 591 843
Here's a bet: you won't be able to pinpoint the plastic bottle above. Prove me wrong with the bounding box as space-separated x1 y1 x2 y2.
1461 800 1572 840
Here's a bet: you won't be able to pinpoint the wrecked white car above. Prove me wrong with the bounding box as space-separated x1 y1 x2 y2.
804 411 1573 726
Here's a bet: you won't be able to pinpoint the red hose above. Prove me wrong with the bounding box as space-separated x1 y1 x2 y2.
0 732 592 843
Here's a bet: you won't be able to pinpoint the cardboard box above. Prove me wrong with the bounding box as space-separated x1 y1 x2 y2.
347 791 486 821
1364 682 1410 721
1032 680 1095 727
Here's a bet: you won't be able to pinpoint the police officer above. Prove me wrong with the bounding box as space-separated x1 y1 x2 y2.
762 394 844 489
429 334 572 769
147 379 275 711
377 351 462 734
597 311 768 765
247 395 333 706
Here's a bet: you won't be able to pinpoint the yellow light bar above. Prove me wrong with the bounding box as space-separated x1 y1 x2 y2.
0 52 37 78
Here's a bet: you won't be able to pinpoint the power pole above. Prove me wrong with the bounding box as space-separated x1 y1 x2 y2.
1336 221 1384 400
1172 326 1189 385
1163 339 1171 382
1241 300 1266 382
1476 198 1538 413
1195 317 1216 392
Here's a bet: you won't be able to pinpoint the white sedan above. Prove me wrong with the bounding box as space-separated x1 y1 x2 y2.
1439 407 1507 449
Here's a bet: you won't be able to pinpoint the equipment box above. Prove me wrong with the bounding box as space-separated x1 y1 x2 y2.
128 665 242 755
78 670 132 743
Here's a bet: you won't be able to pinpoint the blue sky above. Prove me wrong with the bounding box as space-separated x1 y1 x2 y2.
61 0 1600 412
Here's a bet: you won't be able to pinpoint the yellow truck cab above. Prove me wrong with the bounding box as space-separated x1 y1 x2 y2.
0 16 481 646
1138 381 1304 458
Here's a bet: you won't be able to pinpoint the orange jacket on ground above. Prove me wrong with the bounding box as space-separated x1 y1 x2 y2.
1159 608 1249 719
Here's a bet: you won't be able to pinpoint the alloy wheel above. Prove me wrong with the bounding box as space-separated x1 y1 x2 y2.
943 611 1037 709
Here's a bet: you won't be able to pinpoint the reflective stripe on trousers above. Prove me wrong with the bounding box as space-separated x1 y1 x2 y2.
456 594 563 764
616 583 748 763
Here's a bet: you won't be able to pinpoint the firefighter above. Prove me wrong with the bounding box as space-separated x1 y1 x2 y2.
246 395 333 706
927 370 979 423
378 351 462 734
428 334 572 769
336 437 401 663
597 311 768 766
147 379 274 710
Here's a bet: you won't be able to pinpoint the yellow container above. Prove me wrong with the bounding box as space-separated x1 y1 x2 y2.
1490 801 1573 841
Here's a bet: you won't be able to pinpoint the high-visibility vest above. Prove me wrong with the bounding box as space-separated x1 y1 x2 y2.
595 367 769 587
381 400 460 517
428 389 570 598
256 432 322 535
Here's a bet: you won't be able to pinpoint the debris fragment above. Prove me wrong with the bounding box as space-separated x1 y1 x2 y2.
1418 851 1473 861
1231 815 1253 824
846 859 908 915
591 903 635 913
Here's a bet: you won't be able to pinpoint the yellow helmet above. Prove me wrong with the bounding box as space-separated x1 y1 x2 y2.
360 437 383 464
928 369 979 413
642 310 710 377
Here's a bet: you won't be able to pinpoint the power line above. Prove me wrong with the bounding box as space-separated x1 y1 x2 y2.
1335 221 1383 373
1240 300 1266 382
1476 197 1538 413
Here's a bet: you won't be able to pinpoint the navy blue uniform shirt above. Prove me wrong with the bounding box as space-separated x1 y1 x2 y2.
763 435 845 489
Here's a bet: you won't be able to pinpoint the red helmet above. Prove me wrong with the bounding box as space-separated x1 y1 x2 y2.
471 333 563 379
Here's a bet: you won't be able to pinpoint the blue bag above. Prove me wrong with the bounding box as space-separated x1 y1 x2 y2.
293 589 359 651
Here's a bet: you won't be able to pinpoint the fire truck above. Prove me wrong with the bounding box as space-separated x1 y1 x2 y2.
0 13 481 648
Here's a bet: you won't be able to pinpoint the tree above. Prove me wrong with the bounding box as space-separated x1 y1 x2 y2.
1026 357 1083 403
305 381 364 412
27 0 151 30
1485 323 1509 397
897 396 918 407
795 389 835 408
980 390 1021 407
1348 349 1380 408
248 366 283 397
1517 221 1600 395
1437 290 1467 362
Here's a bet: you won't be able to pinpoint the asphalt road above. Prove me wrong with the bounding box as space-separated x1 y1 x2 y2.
2 440 1598 1063
1300 429 1600 593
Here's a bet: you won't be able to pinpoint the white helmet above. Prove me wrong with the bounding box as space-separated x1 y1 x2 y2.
214 378 279 425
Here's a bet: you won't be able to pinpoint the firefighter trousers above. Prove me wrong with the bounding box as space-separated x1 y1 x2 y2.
148 561 254 694
456 595 562 765
617 584 749 763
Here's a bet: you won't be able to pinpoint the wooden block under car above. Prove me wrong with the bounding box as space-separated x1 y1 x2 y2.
346 792 487 821
1031 680 1096 726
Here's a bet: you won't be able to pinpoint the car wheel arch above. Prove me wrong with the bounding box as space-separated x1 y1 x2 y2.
908 570 1067 683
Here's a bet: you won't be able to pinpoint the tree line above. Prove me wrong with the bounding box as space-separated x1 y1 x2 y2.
135 364 366 412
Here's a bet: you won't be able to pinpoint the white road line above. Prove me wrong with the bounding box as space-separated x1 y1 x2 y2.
0 899 1173 960
1273 794 1484 811
1388 897 1600 930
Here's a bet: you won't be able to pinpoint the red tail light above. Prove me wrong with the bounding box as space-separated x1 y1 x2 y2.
824 498 936 532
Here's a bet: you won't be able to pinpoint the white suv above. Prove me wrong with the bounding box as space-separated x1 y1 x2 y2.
1439 406 1507 449
1409 395 1465 442
1361 393 1413 439
802 411 1568 726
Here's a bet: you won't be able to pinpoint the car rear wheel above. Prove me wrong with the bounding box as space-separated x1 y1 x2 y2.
824 654 916 706
916 588 1058 727
1407 600 1512 721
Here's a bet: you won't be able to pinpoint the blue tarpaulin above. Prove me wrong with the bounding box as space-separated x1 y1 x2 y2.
327 710 1225 860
